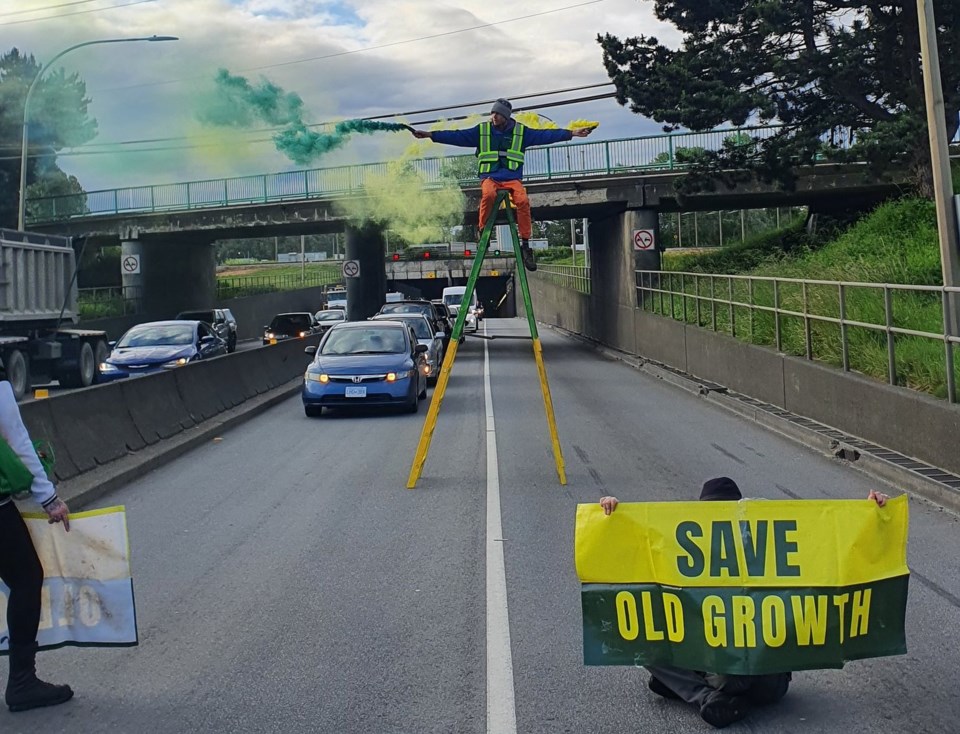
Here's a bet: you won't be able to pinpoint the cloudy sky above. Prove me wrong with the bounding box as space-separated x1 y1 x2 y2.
7 0 683 193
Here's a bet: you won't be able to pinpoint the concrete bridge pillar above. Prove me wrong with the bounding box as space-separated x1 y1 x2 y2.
586 209 661 351
344 223 386 320
121 236 216 319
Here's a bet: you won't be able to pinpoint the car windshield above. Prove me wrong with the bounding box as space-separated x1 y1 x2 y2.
177 310 215 322
443 294 464 306
380 303 429 316
398 318 431 339
270 315 312 331
316 312 344 322
118 324 194 347
321 328 406 355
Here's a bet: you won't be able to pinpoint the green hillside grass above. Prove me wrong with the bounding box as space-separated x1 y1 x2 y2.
660 198 958 398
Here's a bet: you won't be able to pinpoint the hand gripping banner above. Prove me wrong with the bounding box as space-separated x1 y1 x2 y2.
1 506 138 652
575 497 909 674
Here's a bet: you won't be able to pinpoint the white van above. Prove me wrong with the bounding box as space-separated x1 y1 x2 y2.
326 288 347 310
442 286 478 332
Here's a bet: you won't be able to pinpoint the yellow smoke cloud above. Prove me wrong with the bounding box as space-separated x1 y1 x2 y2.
335 154 465 246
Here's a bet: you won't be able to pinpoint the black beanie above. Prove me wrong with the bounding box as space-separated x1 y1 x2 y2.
700 477 742 501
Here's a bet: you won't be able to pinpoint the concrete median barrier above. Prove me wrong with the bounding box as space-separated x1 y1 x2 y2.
28 338 309 494
47 383 144 472
120 370 195 445
261 337 315 389
20 398 82 482
173 360 228 423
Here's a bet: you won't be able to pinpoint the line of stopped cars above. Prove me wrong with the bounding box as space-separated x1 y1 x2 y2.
302 298 466 417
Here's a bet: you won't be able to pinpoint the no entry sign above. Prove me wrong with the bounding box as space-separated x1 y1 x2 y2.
633 229 656 251
121 254 141 275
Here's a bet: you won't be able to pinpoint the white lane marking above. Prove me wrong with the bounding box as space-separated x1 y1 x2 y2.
485 321 518 734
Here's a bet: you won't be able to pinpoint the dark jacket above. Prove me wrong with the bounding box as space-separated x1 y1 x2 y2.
430 120 573 182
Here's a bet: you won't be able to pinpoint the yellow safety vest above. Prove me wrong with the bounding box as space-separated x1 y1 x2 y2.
477 122 525 175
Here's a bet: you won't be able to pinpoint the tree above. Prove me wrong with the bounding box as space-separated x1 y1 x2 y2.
0 48 97 228
598 2 960 196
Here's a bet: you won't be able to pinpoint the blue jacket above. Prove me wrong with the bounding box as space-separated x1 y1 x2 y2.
431 120 573 182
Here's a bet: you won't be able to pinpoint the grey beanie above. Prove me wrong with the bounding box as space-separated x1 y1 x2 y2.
490 98 513 118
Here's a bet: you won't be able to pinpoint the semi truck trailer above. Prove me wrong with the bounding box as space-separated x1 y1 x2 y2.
0 228 110 399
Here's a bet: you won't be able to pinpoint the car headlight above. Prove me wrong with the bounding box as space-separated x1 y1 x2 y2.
299 331 309 338
423 364 432 375
385 372 397 382
162 357 189 368
265 332 275 339
99 362 118 372
306 372 329 383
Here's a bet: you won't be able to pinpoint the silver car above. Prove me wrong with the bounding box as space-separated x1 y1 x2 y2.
371 314 443 385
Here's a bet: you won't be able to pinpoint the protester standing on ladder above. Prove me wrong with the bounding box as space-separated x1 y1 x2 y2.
410 98 594 272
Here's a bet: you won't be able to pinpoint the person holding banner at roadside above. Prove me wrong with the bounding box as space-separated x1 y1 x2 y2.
598 478 890 729
0 381 74 713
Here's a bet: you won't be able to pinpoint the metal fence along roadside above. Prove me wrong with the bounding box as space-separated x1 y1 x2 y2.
536 265 591 295
27 126 794 224
216 271 342 300
78 286 143 318
636 270 960 403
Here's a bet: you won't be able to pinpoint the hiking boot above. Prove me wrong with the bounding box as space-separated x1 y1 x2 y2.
648 675 680 700
5 643 74 713
520 241 537 272
699 692 748 729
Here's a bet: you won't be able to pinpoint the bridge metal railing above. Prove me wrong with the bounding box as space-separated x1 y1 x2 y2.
536 265 592 295
636 270 960 404
215 271 342 300
26 125 798 224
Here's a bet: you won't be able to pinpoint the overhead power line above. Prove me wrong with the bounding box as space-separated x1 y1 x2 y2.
0 0 156 26
1 89 618 161
93 0 610 94
0 0 106 18
0 83 615 153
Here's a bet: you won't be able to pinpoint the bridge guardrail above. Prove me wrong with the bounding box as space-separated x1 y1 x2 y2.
637 270 960 404
27 125 798 224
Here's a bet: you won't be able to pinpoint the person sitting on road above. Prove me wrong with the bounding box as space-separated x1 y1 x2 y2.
598 478 890 729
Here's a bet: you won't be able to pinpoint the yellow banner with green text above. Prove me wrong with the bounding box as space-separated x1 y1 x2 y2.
575 497 909 674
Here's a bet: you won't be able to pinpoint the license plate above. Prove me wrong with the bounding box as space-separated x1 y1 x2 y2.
345 386 367 398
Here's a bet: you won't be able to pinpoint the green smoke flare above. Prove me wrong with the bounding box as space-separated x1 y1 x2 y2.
198 69 410 164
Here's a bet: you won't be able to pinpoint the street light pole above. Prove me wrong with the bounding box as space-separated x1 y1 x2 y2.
18 35 178 231
917 0 960 336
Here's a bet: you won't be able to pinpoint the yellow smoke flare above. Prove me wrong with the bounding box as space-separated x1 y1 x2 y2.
566 119 600 130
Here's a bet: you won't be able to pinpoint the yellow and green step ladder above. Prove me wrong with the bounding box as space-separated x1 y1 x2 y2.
407 189 566 488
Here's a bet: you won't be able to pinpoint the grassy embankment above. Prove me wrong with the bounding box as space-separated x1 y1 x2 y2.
657 197 958 399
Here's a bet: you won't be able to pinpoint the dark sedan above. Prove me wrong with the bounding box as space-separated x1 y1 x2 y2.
99 320 227 381
263 312 319 345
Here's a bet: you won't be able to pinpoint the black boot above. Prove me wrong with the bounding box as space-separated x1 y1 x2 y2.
5 642 73 712
520 240 537 272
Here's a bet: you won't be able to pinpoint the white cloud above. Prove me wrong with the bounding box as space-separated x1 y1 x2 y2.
6 0 681 191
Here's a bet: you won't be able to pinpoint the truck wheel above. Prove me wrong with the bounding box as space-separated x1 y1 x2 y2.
59 342 95 388
4 350 28 400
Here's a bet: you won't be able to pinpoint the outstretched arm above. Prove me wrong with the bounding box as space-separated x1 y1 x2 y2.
409 126 481 148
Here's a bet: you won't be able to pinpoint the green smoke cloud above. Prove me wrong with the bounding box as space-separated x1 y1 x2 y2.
198 69 410 165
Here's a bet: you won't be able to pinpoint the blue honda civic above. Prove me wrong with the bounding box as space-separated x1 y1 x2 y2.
302 321 428 417
98 320 227 381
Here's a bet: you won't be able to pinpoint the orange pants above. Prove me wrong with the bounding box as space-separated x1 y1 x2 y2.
479 179 531 240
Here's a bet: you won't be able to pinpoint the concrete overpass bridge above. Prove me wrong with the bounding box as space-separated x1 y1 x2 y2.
26 125 904 319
